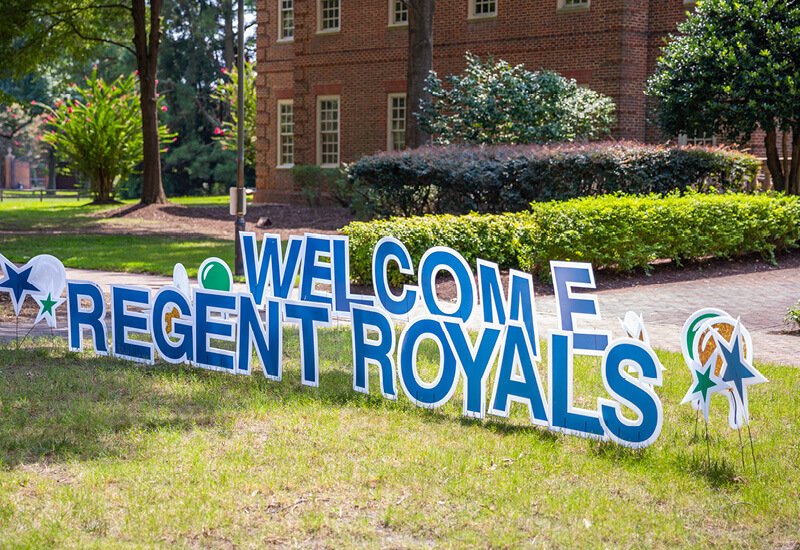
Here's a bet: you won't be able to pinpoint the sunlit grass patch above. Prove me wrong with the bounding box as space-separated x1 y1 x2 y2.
0 234 235 278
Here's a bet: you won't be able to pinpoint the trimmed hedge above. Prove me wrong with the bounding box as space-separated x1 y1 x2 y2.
346 142 762 217
342 192 800 285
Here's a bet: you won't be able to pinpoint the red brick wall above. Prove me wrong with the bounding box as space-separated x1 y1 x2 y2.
645 0 690 144
255 0 693 203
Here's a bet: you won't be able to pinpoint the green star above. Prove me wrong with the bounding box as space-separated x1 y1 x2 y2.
39 293 58 316
692 365 717 401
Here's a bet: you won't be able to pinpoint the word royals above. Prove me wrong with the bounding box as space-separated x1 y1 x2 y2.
66 232 664 448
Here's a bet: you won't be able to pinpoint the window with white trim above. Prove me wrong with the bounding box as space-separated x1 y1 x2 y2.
558 0 589 9
318 0 340 32
389 0 408 26
678 133 718 147
469 0 497 18
279 0 294 40
277 100 294 167
317 96 340 167
387 94 406 151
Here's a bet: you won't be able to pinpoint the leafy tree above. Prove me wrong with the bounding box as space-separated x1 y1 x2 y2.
0 75 54 187
211 61 256 168
418 54 615 145
0 0 172 204
0 1 127 83
647 0 800 195
0 104 47 166
146 0 256 196
41 70 173 203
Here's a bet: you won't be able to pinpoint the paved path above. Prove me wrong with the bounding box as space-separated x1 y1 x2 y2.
532 267 800 367
2 266 798 366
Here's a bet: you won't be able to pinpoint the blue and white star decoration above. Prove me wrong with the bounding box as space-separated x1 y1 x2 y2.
679 310 768 429
0 253 68 326
713 320 768 427
0 254 41 316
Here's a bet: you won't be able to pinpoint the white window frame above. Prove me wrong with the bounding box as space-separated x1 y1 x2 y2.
277 99 294 169
557 0 590 11
277 0 294 41
678 133 719 147
317 0 340 34
468 0 498 19
388 0 409 27
387 93 407 152
317 95 340 168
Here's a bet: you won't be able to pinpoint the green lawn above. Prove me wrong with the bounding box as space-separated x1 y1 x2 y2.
0 196 236 232
0 198 119 232
1 234 235 278
0 196 242 276
0 332 797 548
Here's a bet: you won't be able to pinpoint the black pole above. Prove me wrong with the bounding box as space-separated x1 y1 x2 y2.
233 0 246 276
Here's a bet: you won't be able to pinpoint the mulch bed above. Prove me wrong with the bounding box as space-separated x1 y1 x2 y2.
89 203 358 241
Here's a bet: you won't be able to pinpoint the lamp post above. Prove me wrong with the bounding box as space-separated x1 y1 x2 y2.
233 0 246 276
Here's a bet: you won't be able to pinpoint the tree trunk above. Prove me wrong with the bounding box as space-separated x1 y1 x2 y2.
782 131 790 191
790 127 800 196
94 172 110 203
222 0 235 72
132 0 168 205
765 130 786 193
47 146 56 192
405 0 434 149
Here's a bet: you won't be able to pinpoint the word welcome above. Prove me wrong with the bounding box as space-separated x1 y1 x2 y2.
65 232 664 448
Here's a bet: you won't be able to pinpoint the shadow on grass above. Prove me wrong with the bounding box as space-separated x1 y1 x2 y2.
0 330 567 469
2 329 715 471
682 453 740 488
0 338 272 466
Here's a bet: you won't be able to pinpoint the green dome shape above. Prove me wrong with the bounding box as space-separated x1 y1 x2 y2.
198 258 233 292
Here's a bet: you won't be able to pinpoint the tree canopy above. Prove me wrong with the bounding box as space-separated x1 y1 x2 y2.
0 0 130 82
0 0 256 200
647 0 800 194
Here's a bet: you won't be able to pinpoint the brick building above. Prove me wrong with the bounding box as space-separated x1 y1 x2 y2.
254 0 698 204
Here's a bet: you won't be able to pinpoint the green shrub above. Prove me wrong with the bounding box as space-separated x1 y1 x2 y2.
346 142 762 217
419 53 615 145
341 192 800 284
345 213 533 286
523 192 800 273
291 165 348 207
42 69 174 203
786 300 800 329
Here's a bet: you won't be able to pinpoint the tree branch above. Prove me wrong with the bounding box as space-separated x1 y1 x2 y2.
62 18 135 54
0 119 35 139
30 3 132 17
193 97 221 127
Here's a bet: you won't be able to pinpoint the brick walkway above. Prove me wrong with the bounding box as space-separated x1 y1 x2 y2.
533 267 800 367
2 266 798 366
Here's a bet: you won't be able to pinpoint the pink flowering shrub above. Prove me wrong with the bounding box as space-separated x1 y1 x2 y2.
42 69 176 202
211 61 256 167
